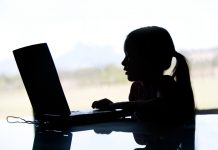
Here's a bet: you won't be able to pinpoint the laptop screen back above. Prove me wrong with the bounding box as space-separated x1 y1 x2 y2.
13 43 71 117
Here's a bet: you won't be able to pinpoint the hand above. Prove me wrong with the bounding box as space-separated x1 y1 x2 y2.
92 98 114 110
94 128 112 135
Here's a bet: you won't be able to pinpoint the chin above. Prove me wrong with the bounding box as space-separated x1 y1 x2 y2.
127 75 137 82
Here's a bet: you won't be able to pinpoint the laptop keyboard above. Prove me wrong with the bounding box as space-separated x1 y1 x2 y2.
70 109 115 116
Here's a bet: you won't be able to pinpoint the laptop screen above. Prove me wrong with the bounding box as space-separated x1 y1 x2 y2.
13 43 71 117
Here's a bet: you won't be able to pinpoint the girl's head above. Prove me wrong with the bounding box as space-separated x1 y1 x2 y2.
122 26 195 113
122 26 176 81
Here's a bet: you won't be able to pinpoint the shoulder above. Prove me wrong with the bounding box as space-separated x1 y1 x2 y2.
159 75 178 97
131 81 144 89
160 75 176 88
161 75 175 83
130 81 144 95
129 81 145 101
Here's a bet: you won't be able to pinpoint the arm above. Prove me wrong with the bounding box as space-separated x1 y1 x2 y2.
110 99 157 110
92 98 161 111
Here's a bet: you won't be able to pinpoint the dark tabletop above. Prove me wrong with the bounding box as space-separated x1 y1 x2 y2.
1 114 218 150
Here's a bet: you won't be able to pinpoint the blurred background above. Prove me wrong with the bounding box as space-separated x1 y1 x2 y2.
0 0 218 119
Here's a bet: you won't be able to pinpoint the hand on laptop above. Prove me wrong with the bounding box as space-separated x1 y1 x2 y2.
92 98 114 110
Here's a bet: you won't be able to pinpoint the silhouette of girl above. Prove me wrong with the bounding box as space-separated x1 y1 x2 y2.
92 26 195 123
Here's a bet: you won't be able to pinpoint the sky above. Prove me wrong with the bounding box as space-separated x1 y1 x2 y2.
0 0 218 61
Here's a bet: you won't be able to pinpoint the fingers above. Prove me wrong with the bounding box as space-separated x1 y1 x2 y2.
92 101 98 108
92 98 113 110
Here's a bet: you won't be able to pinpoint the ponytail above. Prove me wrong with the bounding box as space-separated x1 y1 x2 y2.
172 52 190 84
172 52 194 100
172 52 195 118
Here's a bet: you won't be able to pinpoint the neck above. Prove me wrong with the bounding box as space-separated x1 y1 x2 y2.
141 75 163 86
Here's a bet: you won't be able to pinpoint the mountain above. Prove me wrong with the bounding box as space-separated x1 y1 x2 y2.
0 43 123 75
1 44 217 75
55 43 123 71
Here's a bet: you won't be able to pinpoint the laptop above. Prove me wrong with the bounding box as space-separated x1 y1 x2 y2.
13 43 129 126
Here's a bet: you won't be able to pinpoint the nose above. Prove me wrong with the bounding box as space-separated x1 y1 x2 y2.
121 57 127 66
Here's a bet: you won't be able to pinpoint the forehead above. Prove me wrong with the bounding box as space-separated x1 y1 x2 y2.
124 35 154 54
124 42 155 59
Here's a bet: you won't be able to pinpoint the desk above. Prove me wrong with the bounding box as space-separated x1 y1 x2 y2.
1 115 218 150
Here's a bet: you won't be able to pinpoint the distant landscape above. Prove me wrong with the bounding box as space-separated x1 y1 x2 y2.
0 46 218 118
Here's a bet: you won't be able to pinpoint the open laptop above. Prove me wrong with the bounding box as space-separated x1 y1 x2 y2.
13 43 129 126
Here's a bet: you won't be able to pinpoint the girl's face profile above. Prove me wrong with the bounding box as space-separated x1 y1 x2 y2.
122 39 143 81
122 41 162 82
121 48 154 82
122 51 140 81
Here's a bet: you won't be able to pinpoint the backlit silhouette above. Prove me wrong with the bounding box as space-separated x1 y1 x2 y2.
92 26 195 124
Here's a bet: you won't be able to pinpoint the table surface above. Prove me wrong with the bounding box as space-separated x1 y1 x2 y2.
1 114 218 150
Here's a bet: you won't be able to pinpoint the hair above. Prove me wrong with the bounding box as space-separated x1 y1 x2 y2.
124 26 194 99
